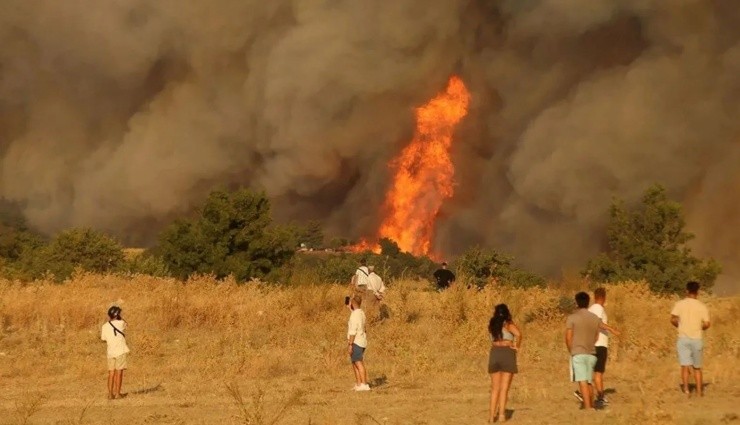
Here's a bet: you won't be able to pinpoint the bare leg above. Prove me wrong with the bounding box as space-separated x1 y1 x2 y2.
352 363 361 386
681 366 691 395
694 368 703 397
498 373 513 421
113 370 124 398
107 371 115 399
355 361 367 385
579 381 593 409
593 372 604 399
489 373 501 422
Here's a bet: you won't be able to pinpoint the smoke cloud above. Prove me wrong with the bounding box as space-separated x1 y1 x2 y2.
1 0 737 292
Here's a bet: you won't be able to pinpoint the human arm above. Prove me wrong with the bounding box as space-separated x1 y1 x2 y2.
508 322 522 350
670 315 679 328
702 306 710 330
565 328 573 353
347 313 358 354
348 334 356 354
599 321 620 337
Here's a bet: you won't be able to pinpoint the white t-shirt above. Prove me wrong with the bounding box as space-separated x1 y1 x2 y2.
101 320 130 358
367 272 386 296
353 266 370 287
347 309 367 348
589 303 609 347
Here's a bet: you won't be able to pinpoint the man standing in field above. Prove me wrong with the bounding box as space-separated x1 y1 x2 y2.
101 306 130 400
574 288 621 408
347 294 370 391
671 281 710 397
366 265 389 321
433 262 455 291
350 259 370 295
566 292 601 410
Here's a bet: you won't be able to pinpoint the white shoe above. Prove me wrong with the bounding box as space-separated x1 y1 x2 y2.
356 384 371 391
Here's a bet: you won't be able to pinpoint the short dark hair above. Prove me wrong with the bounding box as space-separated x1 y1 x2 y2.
686 281 700 294
442 262 448 266
594 287 606 299
575 292 590 309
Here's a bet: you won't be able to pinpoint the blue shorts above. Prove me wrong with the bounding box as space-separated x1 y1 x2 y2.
571 354 597 383
350 344 365 363
677 337 703 368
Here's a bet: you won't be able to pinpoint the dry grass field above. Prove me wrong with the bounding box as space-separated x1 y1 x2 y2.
0 273 738 425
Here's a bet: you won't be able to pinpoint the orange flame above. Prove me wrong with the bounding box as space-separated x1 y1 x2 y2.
378 76 470 256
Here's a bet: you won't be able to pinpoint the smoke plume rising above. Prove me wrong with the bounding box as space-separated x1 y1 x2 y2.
1 0 738 292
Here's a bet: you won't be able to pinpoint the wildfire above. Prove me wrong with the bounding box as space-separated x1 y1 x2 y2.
351 76 470 256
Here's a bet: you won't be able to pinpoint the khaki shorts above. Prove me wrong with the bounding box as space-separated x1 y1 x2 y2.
107 354 128 371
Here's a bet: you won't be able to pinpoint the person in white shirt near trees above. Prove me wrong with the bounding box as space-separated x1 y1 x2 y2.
670 281 710 397
366 265 388 321
347 294 370 391
349 259 370 296
101 305 130 400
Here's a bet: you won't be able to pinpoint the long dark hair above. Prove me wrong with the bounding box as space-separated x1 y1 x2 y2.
488 304 512 341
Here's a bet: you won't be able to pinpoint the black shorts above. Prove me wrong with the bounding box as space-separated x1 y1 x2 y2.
594 346 608 373
488 347 518 374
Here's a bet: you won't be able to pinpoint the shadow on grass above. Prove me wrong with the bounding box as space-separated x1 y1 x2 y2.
130 383 163 395
369 375 387 388
677 383 711 394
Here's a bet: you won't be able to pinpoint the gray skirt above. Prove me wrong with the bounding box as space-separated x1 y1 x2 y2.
488 346 518 374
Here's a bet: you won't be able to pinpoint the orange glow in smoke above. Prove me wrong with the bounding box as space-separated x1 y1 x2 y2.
370 76 470 256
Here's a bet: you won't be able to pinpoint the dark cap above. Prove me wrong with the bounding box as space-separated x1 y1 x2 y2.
108 306 122 318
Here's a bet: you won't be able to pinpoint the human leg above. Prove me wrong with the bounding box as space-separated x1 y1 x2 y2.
690 339 704 396
681 366 691 394
572 354 597 409
107 370 115 399
498 372 513 421
114 370 124 398
593 347 607 401
694 368 703 397
677 338 693 394
489 372 502 422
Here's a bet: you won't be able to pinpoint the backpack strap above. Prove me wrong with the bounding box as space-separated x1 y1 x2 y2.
109 321 126 338
356 268 368 276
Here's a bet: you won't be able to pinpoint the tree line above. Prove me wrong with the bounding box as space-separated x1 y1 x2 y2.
0 185 720 293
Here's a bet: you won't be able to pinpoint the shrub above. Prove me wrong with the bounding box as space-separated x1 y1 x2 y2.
156 188 295 281
34 228 124 280
584 184 721 293
454 246 545 289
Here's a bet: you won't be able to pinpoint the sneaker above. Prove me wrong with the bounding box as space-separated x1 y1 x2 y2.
573 390 584 402
599 396 609 405
594 399 606 409
356 384 371 391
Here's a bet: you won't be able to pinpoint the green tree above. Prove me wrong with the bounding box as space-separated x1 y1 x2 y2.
36 228 124 280
157 189 295 281
455 246 545 289
379 238 401 257
584 185 721 293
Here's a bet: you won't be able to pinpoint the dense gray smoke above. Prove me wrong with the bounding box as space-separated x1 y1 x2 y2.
1 0 738 292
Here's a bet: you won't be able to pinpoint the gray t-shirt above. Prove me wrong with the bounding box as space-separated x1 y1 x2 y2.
566 309 601 355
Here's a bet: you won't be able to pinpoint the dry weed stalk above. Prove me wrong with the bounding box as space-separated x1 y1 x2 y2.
225 382 302 425
13 392 46 425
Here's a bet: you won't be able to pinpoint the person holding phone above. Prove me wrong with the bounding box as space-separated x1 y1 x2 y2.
101 305 130 400
347 294 370 391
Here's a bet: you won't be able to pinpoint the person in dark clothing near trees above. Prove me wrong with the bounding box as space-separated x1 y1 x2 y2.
433 262 456 291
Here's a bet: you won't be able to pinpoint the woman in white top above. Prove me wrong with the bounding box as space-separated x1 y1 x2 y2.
101 306 130 399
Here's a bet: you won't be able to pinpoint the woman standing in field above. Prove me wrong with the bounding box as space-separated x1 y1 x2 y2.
488 304 522 423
